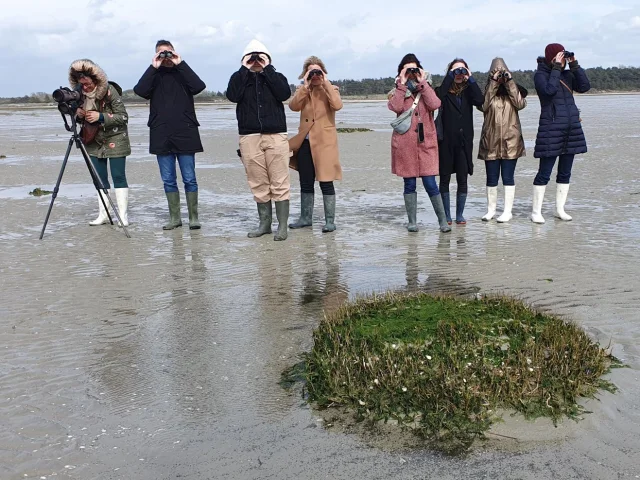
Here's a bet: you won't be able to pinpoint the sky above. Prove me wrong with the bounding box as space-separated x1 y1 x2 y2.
2 0 640 97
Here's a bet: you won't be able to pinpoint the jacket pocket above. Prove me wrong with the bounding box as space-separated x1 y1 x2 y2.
184 112 200 127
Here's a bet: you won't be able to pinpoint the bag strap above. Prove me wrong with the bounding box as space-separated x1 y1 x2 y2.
559 79 573 95
411 93 421 108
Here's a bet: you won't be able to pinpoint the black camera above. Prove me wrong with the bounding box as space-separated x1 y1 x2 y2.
158 50 174 59
406 67 420 75
563 51 574 58
453 67 469 76
307 69 323 80
52 85 84 115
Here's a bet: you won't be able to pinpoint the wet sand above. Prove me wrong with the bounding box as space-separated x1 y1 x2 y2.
1 98 639 479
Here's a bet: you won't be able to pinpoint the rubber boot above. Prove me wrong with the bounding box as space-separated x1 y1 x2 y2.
554 183 572 221
274 200 289 241
322 195 336 233
441 192 452 225
289 192 314 229
186 191 201 230
403 193 418 232
456 193 467 225
115 188 129 227
89 190 111 226
497 186 515 223
482 186 498 221
531 185 546 224
429 194 452 233
248 202 272 238
163 191 183 230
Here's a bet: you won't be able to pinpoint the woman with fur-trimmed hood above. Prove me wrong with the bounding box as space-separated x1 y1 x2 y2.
288 56 343 233
477 57 527 223
69 59 131 226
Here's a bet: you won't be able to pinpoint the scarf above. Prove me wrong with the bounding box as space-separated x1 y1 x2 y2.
83 88 98 112
449 80 468 96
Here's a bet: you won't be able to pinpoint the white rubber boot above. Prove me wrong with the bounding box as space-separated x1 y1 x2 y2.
89 191 111 226
531 185 546 224
482 186 498 221
497 186 515 223
115 188 129 227
554 183 572 221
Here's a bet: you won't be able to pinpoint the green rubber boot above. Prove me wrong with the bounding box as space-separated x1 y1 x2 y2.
429 194 452 233
248 202 272 238
289 192 314 229
186 191 201 230
322 194 336 233
274 200 289 241
163 192 183 230
404 193 418 232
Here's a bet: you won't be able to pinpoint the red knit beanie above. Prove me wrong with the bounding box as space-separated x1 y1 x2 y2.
545 43 565 64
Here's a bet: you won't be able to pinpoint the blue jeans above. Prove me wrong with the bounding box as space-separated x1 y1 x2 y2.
403 176 440 197
533 154 574 185
485 159 517 187
157 154 198 193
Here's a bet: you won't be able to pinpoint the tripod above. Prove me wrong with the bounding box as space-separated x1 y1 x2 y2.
40 107 131 239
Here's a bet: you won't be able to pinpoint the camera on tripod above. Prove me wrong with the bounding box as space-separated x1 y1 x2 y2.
52 85 84 115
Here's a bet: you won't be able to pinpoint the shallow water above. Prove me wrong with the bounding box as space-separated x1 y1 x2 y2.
0 97 639 479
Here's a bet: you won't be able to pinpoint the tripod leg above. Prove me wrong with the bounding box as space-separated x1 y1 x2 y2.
77 140 131 238
40 138 74 240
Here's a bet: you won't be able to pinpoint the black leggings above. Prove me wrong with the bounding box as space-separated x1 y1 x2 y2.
297 139 335 195
439 147 469 194
439 172 468 194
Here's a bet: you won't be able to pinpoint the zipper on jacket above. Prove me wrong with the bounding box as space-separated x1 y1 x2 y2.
256 75 263 133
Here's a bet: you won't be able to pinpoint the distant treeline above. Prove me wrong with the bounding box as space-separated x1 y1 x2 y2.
2 66 639 105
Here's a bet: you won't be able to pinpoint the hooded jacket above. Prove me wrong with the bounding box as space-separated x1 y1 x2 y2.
133 61 206 155
226 41 291 135
478 58 527 161
533 57 590 158
69 59 131 159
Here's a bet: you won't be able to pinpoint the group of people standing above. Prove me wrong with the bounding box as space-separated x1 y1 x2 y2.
68 40 589 238
390 42 590 232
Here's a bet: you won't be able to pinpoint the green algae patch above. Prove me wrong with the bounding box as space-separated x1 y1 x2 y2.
29 188 53 196
285 293 620 453
336 128 373 133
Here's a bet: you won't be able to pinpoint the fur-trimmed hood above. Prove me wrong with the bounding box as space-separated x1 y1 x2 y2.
69 59 109 100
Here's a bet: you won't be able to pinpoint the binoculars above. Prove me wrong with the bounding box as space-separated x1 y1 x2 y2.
453 67 469 76
406 67 420 75
307 69 323 80
563 51 575 58
158 51 174 59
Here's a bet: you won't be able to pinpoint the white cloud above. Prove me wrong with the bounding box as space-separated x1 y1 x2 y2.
1 0 639 96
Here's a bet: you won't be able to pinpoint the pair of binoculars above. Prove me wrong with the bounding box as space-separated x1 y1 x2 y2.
453 67 469 76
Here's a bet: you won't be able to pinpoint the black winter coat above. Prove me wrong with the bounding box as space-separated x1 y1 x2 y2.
533 57 590 158
133 62 206 155
226 65 291 135
435 73 484 176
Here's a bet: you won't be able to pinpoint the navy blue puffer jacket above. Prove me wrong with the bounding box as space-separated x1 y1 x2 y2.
533 57 590 158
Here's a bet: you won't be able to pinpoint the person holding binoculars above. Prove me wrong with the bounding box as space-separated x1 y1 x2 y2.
530 43 590 223
388 53 450 233
226 39 292 241
435 58 484 225
288 56 343 233
478 57 527 223
134 40 207 230
70 59 131 227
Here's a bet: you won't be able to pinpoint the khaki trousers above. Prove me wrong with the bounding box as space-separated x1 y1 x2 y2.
239 133 291 203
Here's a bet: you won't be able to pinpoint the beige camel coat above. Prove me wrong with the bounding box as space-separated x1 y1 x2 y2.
288 81 343 181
